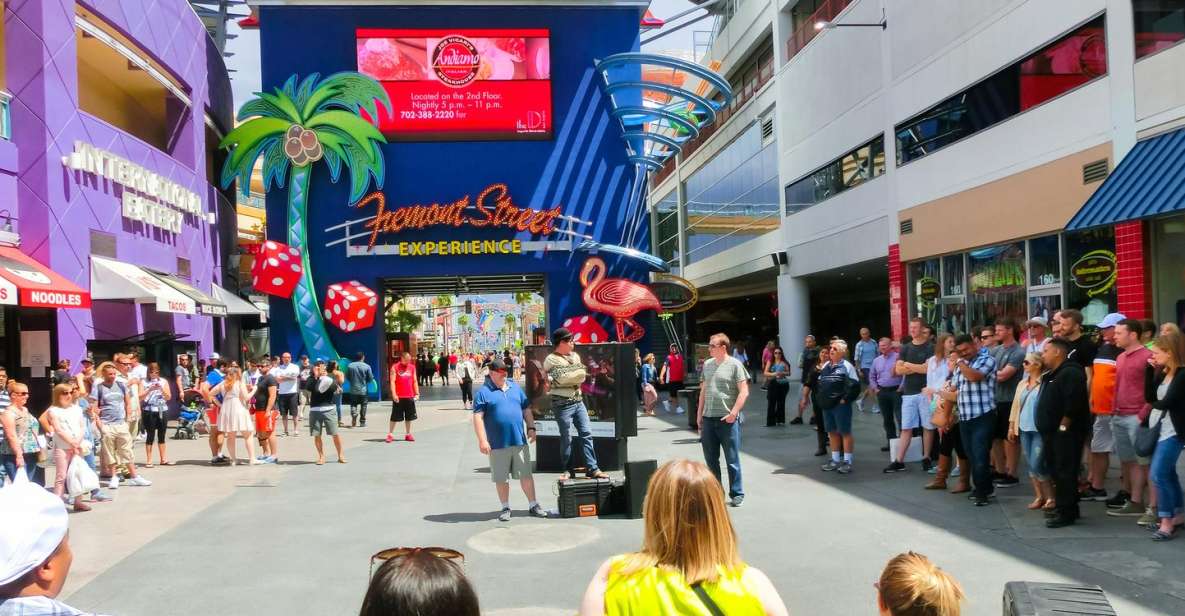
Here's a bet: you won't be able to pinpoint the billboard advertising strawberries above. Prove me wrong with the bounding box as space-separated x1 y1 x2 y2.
357 28 552 141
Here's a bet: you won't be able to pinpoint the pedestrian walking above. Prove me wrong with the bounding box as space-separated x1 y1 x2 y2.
889 318 935 473
696 333 750 506
203 358 228 464
345 353 374 428
89 363 151 488
1008 352 1053 511
658 343 686 415
139 362 173 467
544 328 609 480
306 360 346 465
438 352 451 386
387 351 419 443
1146 330 1185 541
762 346 791 426
251 358 279 463
206 366 258 466
578 459 789 616
640 353 658 416
273 352 301 437
868 338 902 453
854 328 878 413
818 340 859 474
472 359 546 521
1036 338 1089 527
457 353 477 410
732 343 751 384
941 334 997 506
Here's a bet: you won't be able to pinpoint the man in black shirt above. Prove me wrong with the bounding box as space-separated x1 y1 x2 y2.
1054 309 1097 383
305 361 346 465
1037 338 1090 528
251 359 279 464
889 318 935 472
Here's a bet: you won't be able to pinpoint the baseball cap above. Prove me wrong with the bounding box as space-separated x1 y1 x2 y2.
551 327 573 343
1097 312 1127 330
209 352 221 360
0 478 68 585
488 358 508 372
1024 316 1048 328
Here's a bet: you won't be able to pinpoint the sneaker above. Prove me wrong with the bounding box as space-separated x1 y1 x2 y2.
974 495 991 507
821 460 840 472
1081 487 1108 501
1105 490 1130 509
405 434 415 442
968 492 996 501
498 508 512 522
126 476 152 487
385 433 394 443
529 504 549 518
809 416 817 425
994 475 1020 488
991 471 1008 482
869 406 881 414
730 495 744 507
922 459 934 473
91 491 113 502
1137 507 1157 527
1107 501 1145 517
789 417 803 425
883 461 906 474
950 464 961 477
107 476 119 490
838 462 853 474
674 406 686 415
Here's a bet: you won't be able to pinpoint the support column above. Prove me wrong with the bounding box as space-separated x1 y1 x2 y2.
777 273 809 382
888 244 908 341
1115 221 1150 319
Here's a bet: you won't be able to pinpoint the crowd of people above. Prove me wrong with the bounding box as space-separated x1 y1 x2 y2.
762 310 1185 536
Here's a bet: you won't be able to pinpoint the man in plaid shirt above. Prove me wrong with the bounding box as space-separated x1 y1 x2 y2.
941 333 998 506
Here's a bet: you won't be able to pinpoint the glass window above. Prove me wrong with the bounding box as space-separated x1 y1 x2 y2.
896 16 1106 165
1152 214 1185 329
966 243 1027 329
1063 228 1117 327
654 191 680 270
784 135 885 214
908 259 941 331
1028 235 1060 287
942 254 965 296
1135 0 1185 59
1028 294 1061 325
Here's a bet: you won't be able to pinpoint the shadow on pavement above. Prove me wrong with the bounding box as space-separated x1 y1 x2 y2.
424 511 505 523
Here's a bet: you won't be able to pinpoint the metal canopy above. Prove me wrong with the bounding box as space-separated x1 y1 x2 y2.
382 274 545 299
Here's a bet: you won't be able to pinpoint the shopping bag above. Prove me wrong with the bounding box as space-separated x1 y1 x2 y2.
67 455 99 497
889 437 923 463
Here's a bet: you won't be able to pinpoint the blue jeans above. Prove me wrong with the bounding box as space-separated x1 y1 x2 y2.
556 400 599 474
960 410 996 498
700 416 743 498
1 454 44 485
1019 430 1048 480
1150 435 1184 520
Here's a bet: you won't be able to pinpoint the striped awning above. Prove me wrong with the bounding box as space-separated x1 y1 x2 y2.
1066 127 1185 230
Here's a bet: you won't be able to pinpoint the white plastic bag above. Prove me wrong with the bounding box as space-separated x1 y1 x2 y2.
67 455 99 497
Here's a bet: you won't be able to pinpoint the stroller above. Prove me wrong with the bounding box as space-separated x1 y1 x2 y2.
174 390 207 440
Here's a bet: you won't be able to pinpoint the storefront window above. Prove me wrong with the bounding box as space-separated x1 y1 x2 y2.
1028 234 1060 287
966 242 1027 329
908 259 941 330
942 254 964 296
1134 0 1185 60
1028 294 1061 325
939 300 968 336
1152 214 1185 329
1064 227 1117 326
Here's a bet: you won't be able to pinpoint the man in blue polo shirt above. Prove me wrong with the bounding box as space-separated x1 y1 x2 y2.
472 359 548 522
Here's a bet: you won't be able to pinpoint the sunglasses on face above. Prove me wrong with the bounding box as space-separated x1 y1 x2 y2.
369 547 464 578
11 391 28 397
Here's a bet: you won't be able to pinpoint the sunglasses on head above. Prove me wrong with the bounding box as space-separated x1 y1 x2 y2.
370 547 464 578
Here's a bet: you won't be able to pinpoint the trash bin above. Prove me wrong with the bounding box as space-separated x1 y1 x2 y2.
678 387 699 430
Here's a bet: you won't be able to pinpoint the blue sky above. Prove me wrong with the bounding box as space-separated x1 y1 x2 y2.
225 0 699 107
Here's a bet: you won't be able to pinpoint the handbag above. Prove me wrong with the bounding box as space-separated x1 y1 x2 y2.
931 393 957 429
1135 411 1165 458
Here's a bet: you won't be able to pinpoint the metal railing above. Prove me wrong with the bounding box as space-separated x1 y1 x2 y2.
0 91 11 140
649 54 775 184
785 0 854 62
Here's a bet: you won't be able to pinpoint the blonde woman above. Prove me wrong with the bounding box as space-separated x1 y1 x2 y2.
1008 352 1053 511
1147 331 1185 541
640 353 658 416
206 366 258 465
0 380 44 485
877 552 964 616
579 459 788 615
46 383 91 511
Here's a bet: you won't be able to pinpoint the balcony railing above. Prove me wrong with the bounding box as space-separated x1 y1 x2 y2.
650 55 775 184
0 91 11 140
786 0 854 62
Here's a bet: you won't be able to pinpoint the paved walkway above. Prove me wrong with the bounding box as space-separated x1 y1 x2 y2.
59 381 1185 615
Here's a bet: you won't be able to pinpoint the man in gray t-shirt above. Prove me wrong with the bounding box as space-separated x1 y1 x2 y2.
990 318 1027 485
346 352 374 428
697 333 751 507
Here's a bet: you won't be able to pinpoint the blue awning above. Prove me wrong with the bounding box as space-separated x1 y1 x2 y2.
1066 127 1185 230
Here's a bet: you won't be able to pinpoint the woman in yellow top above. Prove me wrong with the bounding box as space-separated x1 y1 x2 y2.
579 459 788 616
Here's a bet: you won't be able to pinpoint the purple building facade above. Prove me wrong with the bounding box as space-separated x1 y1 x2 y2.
2 0 235 395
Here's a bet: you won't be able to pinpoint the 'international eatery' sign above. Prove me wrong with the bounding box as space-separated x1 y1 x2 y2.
62 141 203 233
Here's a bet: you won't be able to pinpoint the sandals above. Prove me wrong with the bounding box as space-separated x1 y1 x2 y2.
1151 529 1178 541
162 461 176 466
1027 498 1046 510
1042 500 1057 511
143 463 155 468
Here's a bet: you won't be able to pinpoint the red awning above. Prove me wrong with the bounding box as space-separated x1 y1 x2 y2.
0 247 90 309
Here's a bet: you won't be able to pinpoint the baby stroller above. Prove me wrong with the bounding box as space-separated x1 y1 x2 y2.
174 390 206 440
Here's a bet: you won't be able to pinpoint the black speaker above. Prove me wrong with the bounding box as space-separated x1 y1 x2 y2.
623 459 658 518
1002 582 1115 615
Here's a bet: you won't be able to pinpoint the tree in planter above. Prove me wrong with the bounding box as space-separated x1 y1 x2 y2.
385 302 423 334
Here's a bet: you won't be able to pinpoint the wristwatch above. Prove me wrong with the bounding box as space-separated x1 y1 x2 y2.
1058 424 1068 432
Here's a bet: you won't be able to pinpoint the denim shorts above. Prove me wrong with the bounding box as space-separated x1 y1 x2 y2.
1019 430 1048 480
901 393 933 430
822 402 853 435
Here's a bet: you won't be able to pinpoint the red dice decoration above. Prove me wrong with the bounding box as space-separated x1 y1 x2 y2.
561 315 609 344
251 240 303 298
323 280 378 332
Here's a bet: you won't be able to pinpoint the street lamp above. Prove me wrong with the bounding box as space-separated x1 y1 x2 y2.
815 8 886 30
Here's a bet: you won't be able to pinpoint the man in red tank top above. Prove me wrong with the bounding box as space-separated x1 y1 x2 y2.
387 352 420 443
659 343 686 415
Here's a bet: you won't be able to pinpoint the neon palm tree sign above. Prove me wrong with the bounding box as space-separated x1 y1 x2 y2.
219 72 392 360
